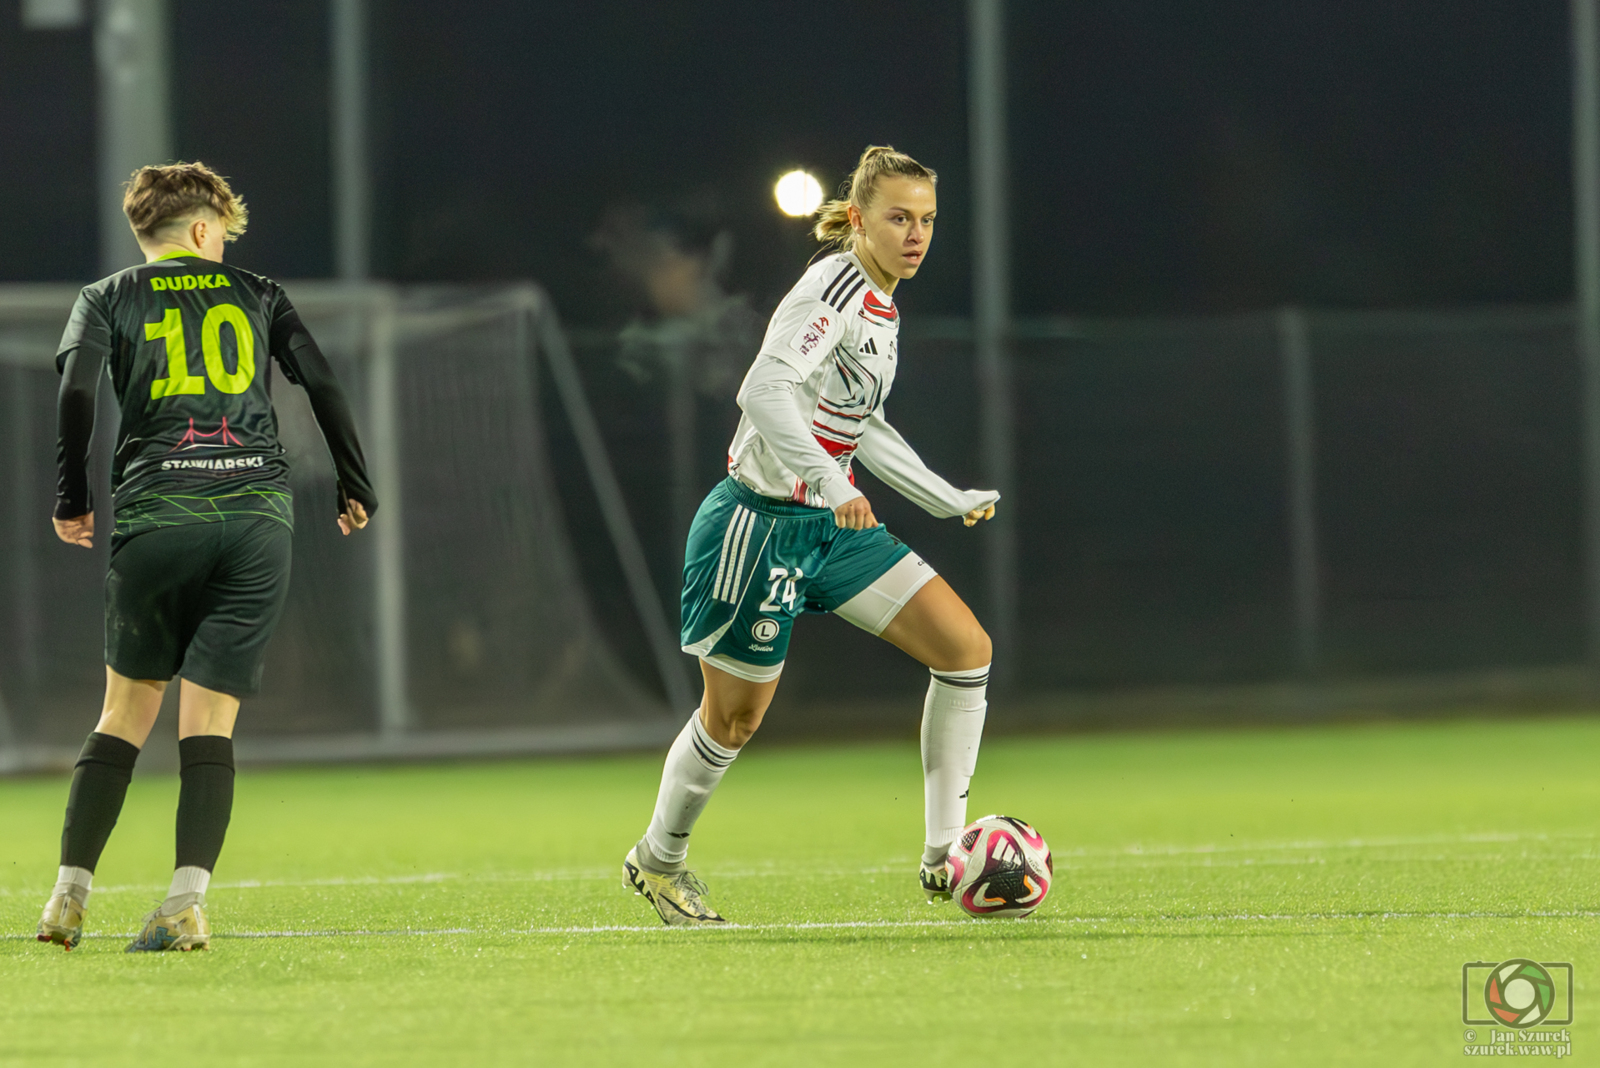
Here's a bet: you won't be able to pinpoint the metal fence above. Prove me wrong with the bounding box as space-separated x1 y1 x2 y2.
563 305 1585 713
0 291 1588 769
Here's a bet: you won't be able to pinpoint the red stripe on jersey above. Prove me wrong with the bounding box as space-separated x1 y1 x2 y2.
816 403 867 421
862 290 897 322
813 433 857 457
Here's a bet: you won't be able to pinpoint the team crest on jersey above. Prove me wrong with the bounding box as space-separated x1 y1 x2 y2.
860 290 897 324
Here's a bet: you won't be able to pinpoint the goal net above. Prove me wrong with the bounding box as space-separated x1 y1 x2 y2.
0 283 680 769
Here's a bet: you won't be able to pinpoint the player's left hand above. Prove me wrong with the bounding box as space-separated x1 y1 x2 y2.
834 496 878 530
338 499 369 535
53 512 94 548
962 504 996 528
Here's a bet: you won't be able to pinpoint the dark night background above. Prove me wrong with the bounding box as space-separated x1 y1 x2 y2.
0 1 1589 718
0 1 1576 319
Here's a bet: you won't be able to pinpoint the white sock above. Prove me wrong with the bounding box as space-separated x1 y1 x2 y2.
162 865 210 913
921 664 989 867
52 865 93 907
643 710 740 867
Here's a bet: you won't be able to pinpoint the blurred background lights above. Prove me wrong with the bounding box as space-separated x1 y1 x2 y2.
774 170 824 217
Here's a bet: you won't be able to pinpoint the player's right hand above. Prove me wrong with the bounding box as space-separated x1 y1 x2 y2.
53 512 94 548
833 497 878 530
338 499 369 536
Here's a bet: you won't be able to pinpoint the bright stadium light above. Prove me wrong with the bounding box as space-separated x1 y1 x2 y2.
774 170 824 217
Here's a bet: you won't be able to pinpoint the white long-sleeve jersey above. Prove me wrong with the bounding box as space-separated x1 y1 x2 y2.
727 252 999 519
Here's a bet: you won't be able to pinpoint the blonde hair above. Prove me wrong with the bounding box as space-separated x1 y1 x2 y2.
813 145 937 251
123 161 249 243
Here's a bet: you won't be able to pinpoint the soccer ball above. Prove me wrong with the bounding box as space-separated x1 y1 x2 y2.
948 814 1052 918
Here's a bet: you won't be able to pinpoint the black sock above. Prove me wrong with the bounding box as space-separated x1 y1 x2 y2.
60 732 141 871
175 735 235 872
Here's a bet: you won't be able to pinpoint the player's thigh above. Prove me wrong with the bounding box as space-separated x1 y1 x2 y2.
178 678 242 739
805 524 989 670
94 666 169 747
699 659 781 718
878 577 991 672
698 658 781 748
104 525 219 685
821 532 938 637
181 518 293 698
808 523 945 641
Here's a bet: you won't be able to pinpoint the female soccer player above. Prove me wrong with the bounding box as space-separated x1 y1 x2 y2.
36 162 376 952
624 146 998 924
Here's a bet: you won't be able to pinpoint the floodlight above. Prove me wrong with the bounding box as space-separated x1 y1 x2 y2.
774 170 824 217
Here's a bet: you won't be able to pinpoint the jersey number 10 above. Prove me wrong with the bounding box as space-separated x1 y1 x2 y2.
145 303 257 399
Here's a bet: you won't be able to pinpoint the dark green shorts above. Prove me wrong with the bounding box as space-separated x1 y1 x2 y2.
680 478 935 681
105 518 293 697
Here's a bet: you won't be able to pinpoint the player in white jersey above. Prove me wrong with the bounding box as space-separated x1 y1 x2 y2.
624 146 998 925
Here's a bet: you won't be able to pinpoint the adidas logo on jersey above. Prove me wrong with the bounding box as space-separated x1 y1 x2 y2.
860 338 878 355
150 274 232 292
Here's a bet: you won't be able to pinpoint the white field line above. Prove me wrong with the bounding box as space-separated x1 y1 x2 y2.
210 908 1600 934
11 909 1600 943
1076 830 1596 858
1 830 1591 899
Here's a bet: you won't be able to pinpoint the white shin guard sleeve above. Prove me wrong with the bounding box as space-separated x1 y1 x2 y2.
161 865 211 914
53 865 93 907
922 665 989 859
644 711 740 865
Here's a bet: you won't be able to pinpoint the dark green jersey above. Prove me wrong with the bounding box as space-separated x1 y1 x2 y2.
55 251 377 538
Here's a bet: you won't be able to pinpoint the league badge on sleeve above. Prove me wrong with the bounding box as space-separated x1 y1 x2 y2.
788 314 831 359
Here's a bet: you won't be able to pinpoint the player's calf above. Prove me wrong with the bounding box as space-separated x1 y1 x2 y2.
919 664 988 900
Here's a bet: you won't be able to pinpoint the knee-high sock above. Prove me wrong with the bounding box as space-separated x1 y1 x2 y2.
643 711 740 867
921 665 989 867
59 732 141 885
174 735 234 875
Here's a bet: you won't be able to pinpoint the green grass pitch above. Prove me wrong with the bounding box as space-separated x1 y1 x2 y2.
1 716 1596 1066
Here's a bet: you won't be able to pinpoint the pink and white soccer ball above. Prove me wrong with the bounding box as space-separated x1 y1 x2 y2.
947 814 1053 918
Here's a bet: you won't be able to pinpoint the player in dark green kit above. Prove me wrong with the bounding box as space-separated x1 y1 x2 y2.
36 162 377 952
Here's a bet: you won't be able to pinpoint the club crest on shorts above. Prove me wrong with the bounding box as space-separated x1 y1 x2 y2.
751 618 780 643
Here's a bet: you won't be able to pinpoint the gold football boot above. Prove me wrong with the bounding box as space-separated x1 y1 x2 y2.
37 893 86 950
623 843 727 926
125 901 211 952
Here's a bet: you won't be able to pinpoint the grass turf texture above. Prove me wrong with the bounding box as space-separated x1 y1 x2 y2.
0 717 1596 1066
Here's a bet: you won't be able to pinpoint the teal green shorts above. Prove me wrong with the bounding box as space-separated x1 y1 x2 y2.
680 478 937 681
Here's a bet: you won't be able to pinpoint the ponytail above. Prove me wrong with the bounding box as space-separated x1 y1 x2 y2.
812 145 937 252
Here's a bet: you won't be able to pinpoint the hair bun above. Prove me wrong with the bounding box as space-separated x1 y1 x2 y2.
811 145 937 252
